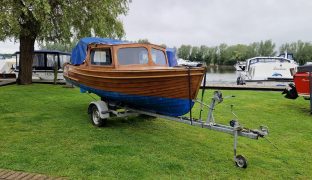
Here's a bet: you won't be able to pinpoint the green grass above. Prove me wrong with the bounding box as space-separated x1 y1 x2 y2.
0 84 312 179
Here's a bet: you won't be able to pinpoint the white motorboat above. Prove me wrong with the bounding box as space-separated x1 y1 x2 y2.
237 52 298 84
177 58 203 67
0 55 16 78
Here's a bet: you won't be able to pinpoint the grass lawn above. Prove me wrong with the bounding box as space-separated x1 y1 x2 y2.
0 84 312 179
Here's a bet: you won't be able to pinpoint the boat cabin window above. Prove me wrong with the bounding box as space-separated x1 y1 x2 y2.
32 54 45 69
15 51 71 70
117 47 148 65
47 54 58 68
151 48 166 65
249 58 290 65
60 54 71 67
90 49 112 65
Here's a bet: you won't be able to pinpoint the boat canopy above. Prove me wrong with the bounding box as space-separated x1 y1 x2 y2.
166 48 178 67
71 37 127 65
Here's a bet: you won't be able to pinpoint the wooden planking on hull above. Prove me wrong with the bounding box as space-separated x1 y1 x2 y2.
66 72 203 99
68 67 204 79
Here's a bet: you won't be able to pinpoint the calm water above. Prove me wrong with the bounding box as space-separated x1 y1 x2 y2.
205 66 237 84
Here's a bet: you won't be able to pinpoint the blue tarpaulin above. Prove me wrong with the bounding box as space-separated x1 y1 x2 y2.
71 37 127 65
71 37 178 66
166 48 178 67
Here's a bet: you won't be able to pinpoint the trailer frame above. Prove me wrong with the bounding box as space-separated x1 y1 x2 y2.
87 91 269 168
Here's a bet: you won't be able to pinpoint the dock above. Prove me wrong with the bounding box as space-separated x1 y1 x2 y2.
32 79 66 85
202 83 285 91
0 79 16 86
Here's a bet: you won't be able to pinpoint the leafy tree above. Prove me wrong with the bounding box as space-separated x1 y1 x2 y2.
280 41 312 65
159 44 167 48
207 47 216 65
246 42 260 58
137 39 150 44
258 40 276 56
39 40 78 53
198 45 208 63
218 43 228 65
0 0 128 84
177 45 192 60
189 46 200 61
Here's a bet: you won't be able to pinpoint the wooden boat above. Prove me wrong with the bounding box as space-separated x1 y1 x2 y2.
64 38 205 116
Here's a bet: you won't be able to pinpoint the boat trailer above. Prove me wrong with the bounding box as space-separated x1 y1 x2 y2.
87 91 269 168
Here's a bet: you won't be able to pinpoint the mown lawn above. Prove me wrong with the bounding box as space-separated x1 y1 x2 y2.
0 84 311 179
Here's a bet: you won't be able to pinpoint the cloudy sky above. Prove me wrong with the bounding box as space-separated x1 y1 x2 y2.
122 0 312 47
1 0 311 53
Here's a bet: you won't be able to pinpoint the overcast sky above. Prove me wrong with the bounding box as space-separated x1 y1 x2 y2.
122 0 312 47
1 0 312 53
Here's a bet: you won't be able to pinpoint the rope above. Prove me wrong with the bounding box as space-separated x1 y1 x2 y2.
187 66 193 125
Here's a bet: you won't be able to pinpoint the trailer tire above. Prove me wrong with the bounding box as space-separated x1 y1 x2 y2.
90 105 106 127
235 155 247 168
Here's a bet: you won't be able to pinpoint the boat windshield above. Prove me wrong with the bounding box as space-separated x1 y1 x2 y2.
249 58 290 65
151 48 166 65
118 47 148 65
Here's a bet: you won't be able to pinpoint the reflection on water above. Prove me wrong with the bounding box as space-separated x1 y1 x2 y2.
206 66 237 84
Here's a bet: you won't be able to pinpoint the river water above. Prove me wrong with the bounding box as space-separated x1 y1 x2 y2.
205 66 237 84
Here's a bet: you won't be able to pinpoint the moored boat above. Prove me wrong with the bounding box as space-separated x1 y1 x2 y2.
237 52 298 85
64 38 205 116
14 50 71 80
0 55 16 78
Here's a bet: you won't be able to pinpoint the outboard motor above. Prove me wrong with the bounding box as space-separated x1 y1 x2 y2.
282 83 298 99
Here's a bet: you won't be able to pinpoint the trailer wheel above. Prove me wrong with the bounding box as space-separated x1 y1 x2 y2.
235 155 247 168
90 105 106 127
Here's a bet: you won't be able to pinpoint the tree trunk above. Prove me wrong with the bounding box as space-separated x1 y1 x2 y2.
17 35 36 85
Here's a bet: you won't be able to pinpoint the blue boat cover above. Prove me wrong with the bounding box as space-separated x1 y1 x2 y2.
166 48 178 67
71 37 178 67
71 37 127 65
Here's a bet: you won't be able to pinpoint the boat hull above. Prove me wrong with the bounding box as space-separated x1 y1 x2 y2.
64 66 205 116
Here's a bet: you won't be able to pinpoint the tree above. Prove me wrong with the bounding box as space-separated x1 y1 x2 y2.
0 0 128 84
177 45 192 60
159 44 167 48
198 45 208 63
280 41 312 65
218 43 228 65
258 40 276 56
246 42 260 58
137 39 150 44
39 40 78 53
189 46 200 61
